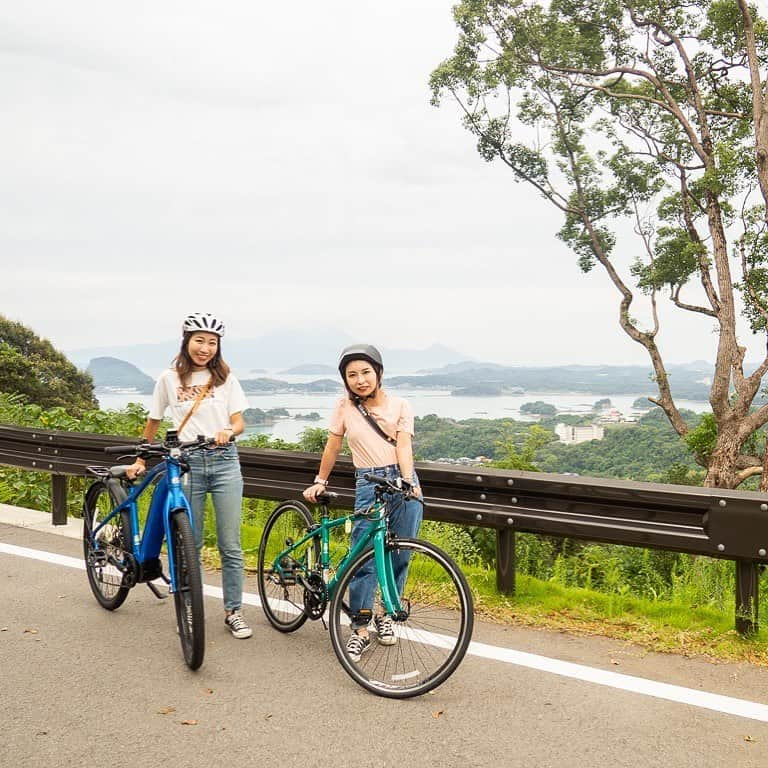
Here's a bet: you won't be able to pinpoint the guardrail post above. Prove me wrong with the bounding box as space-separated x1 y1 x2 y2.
51 475 68 526
735 560 759 635
496 528 516 595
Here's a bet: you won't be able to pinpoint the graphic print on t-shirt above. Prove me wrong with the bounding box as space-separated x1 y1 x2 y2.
176 384 214 403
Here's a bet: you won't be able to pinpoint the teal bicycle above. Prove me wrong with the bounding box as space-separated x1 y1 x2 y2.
257 474 474 698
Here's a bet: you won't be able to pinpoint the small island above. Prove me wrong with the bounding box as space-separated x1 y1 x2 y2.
520 401 557 416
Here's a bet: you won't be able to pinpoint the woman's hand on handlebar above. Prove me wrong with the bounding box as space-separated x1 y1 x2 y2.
213 429 236 446
303 483 327 503
125 458 146 480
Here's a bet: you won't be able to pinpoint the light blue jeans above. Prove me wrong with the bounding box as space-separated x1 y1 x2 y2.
349 464 423 629
183 443 244 612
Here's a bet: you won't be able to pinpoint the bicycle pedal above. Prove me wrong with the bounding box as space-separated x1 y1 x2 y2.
89 550 107 568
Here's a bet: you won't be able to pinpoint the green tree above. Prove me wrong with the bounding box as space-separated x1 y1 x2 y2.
431 1 768 488
494 424 553 470
0 315 96 415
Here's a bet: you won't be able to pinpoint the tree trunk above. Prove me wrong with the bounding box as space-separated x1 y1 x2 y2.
704 431 744 489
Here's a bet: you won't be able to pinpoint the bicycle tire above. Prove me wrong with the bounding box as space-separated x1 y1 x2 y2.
257 500 319 632
82 480 132 610
328 538 474 699
169 510 205 670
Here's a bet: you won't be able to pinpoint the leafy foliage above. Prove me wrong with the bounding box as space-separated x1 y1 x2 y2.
0 315 96 415
431 0 768 487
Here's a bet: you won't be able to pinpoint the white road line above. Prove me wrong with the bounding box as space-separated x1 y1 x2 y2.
3 540 768 722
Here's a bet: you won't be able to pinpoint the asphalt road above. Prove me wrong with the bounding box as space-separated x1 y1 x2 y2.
2 522 768 768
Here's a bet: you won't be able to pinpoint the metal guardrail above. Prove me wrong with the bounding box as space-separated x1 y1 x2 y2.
1 423 767 633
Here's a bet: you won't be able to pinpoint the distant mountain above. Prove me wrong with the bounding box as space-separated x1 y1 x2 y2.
66 329 468 375
387 362 719 400
279 364 337 375
87 357 155 393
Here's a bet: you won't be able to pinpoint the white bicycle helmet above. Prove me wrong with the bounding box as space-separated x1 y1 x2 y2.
181 312 226 337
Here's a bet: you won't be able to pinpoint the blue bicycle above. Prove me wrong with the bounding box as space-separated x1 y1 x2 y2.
82 430 216 670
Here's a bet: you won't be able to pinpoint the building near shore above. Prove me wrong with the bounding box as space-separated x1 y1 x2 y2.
555 423 605 445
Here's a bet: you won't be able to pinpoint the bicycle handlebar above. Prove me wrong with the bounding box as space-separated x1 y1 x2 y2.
104 434 234 458
362 473 422 501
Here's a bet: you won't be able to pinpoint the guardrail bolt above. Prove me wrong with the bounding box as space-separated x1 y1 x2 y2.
507 479 514 486
510 497 518 504
760 549 767 558
475 475 483 482
507 517 514 525
761 504 768 512
479 494 487 501
475 514 482 521
717 543 726 552
718 499 727 507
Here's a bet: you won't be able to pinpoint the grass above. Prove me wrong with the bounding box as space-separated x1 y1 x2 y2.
463 566 768 666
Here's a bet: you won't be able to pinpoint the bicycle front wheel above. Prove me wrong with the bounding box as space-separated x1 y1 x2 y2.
328 538 474 699
169 510 205 670
82 480 132 610
257 500 319 632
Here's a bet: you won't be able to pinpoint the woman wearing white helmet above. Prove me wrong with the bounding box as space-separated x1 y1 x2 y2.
127 312 253 639
303 344 423 662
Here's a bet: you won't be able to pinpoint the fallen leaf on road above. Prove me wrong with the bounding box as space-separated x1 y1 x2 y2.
157 707 176 715
205 688 214 695
1 627 8 631
23 628 38 634
744 735 755 742
181 720 198 726
610 659 620 665
265 714 273 720
431 710 444 719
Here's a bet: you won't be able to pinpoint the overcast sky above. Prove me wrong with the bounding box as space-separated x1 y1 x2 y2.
2 1 765 367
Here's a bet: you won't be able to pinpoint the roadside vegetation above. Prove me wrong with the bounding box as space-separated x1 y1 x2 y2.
2 317 768 664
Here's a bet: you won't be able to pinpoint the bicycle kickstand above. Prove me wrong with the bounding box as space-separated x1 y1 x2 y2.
146 580 170 600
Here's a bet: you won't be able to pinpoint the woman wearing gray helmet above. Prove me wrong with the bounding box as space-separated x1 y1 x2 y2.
303 344 423 662
127 313 253 640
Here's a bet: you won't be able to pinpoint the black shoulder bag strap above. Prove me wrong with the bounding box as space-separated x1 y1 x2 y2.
354 400 397 445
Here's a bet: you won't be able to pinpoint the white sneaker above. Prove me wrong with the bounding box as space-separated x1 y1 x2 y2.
373 614 397 646
346 631 371 662
225 610 253 639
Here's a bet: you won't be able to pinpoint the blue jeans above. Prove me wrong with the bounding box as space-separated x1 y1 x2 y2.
349 464 423 628
183 443 244 612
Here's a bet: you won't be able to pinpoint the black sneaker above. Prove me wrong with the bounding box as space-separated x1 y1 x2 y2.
345 631 371 662
225 610 253 639
373 614 397 646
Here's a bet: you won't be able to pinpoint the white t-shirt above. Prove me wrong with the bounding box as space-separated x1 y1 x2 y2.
149 368 250 442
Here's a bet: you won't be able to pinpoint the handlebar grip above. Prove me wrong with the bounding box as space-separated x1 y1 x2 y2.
362 473 391 486
104 444 139 455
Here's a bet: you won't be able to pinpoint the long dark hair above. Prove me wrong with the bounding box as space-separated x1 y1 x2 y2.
174 332 230 387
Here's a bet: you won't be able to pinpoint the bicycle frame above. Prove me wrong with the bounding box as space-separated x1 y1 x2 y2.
88 454 193 594
272 497 404 616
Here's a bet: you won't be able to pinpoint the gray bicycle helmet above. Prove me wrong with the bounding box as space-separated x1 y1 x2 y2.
182 312 226 337
338 344 384 378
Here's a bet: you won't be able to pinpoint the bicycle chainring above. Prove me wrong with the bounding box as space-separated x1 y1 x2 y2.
302 572 327 620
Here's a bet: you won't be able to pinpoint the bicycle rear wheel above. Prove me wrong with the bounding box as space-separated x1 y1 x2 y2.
82 480 132 610
257 500 319 632
328 538 474 698
169 510 205 670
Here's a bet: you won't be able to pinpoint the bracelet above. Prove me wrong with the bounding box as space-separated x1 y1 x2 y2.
313 475 328 486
